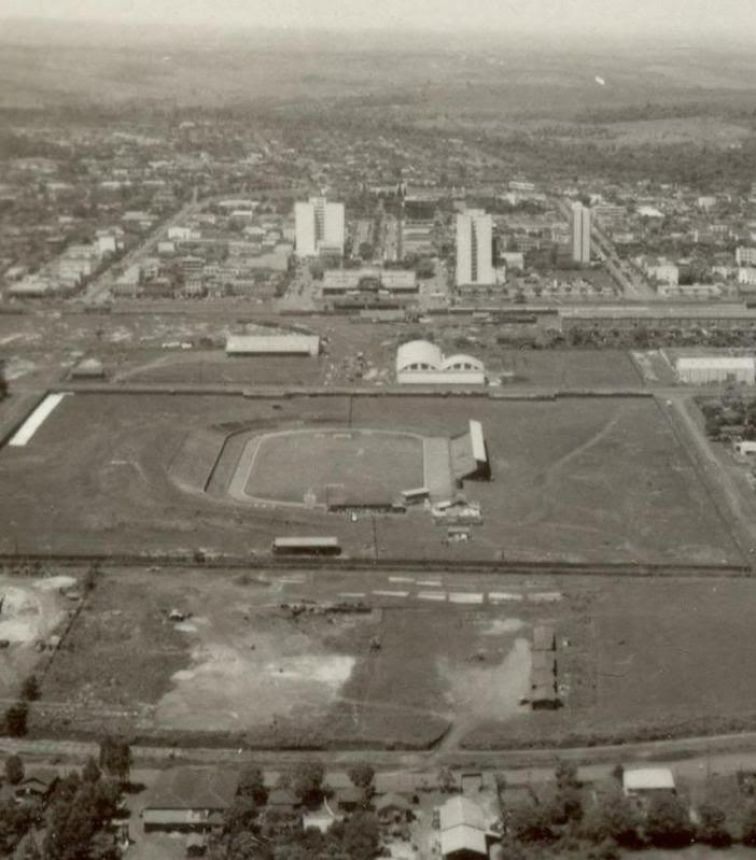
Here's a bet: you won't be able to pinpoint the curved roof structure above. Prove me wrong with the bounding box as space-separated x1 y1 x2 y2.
441 354 485 373
396 340 443 373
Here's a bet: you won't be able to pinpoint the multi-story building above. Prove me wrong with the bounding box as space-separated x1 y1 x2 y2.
736 247 756 267
294 197 345 257
456 210 494 287
571 202 591 264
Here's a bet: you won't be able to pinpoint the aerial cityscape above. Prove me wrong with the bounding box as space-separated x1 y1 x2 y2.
4 2 756 858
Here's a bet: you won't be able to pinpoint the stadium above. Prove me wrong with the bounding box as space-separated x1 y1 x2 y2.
173 418 491 511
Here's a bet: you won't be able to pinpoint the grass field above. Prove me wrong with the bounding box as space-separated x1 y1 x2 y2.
243 429 423 505
0 392 742 565
463 577 756 749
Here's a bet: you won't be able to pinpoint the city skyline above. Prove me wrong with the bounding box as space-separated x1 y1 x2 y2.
0 0 755 40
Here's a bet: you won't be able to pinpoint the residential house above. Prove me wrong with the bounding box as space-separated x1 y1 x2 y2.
142 767 239 833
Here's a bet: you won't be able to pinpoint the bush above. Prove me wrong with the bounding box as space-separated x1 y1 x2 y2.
645 794 695 849
4 703 28 738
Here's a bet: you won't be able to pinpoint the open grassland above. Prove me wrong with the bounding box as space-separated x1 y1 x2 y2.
0 392 742 565
464 577 756 749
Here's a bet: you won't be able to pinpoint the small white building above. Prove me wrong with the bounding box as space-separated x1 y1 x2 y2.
675 356 755 386
623 768 676 799
396 340 486 385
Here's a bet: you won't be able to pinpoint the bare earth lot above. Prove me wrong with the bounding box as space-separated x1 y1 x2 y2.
28 569 756 751
0 392 741 565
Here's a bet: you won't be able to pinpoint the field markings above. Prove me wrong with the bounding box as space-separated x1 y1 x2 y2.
338 592 366 598
388 576 415 583
489 592 525 603
449 592 484 604
529 592 563 603
417 579 442 587
8 393 71 447
372 590 410 598
417 591 447 602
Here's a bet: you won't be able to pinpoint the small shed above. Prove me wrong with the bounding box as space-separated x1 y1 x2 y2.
532 625 556 652
70 357 106 380
622 768 676 798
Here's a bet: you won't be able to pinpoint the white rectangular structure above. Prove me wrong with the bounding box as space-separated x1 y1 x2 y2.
623 768 676 796
456 210 494 287
225 335 320 357
675 356 755 385
571 202 591 264
295 197 345 257
9 393 70 447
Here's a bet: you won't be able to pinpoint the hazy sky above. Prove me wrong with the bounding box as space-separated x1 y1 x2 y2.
0 0 752 38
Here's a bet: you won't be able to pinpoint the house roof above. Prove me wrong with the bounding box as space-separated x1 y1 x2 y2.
20 768 59 789
623 768 675 792
336 787 364 803
439 824 488 857
267 789 299 807
146 768 239 811
375 793 412 812
438 796 488 832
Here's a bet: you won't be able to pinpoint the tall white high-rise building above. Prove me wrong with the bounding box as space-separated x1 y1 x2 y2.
571 202 591 264
456 210 494 287
295 197 345 257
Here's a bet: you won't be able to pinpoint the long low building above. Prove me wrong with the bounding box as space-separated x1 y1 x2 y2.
226 334 320 357
675 355 755 385
322 268 417 295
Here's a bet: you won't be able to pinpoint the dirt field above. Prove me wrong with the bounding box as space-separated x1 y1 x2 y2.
0 569 79 700
30 568 756 751
0 392 742 565
37 567 539 747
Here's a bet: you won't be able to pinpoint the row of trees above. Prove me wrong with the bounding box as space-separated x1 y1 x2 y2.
0 738 131 860
496 761 756 859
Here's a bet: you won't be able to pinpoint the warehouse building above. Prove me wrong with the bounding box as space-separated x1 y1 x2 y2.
322 268 417 295
675 356 755 385
396 340 486 385
225 334 320 357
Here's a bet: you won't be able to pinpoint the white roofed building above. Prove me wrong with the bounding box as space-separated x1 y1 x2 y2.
623 768 676 799
226 334 320 357
396 340 485 385
675 355 755 385
437 796 498 860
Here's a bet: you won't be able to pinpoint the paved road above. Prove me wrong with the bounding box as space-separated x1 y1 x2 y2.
554 198 656 300
79 191 217 308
